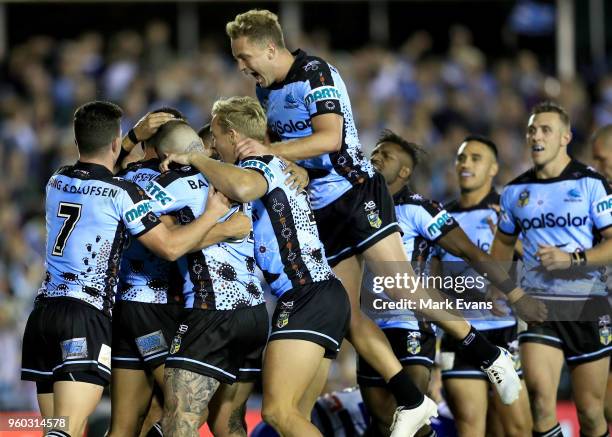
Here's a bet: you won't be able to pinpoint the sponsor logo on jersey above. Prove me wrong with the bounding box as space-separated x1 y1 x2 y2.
145 181 176 207
364 201 382 229
61 337 88 361
304 86 341 107
242 159 276 182
303 60 321 71
518 189 530 207
519 212 588 230
426 210 454 238
595 194 612 216
406 331 421 355
284 93 299 109
271 118 312 135
136 330 168 357
124 200 153 223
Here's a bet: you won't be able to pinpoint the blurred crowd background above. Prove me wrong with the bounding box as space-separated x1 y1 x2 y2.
1 0 611 410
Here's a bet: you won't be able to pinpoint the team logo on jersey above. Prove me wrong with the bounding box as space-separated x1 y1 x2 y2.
61 337 88 361
276 301 293 328
563 189 582 203
406 331 421 355
303 60 321 71
364 201 382 229
599 315 611 346
410 193 423 201
518 189 530 207
136 330 168 357
284 93 299 109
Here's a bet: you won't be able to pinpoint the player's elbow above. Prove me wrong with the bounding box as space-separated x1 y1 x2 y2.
233 184 257 203
157 242 182 262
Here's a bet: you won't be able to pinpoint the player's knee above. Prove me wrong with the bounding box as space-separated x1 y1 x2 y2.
262 402 292 432
527 385 556 422
575 397 605 432
503 417 531 437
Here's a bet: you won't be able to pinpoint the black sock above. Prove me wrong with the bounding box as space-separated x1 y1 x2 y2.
457 326 500 368
580 431 610 437
533 423 563 437
146 422 164 436
47 430 71 437
386 369 424 409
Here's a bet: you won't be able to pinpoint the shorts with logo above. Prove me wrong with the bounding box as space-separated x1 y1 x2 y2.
314 172 401 267
21 297 112 386
164 303 269 384
440 324 521 380
112 301 185 371
269 278 351 360
517 297 611 364
357 324 436 387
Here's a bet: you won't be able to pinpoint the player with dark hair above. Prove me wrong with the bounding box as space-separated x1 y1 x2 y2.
492 101 612 437
20 101 230 437
225 11 543 435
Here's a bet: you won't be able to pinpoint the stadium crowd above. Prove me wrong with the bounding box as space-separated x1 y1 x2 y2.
0 19 609 411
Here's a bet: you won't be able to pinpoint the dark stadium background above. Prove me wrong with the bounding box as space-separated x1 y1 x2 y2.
0 1 611 435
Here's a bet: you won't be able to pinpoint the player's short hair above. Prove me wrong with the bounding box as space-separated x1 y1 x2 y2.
226 9 285 49
73 101 123 155
530 101 570 128
146 119 201 155
462 134 498 159
198 123 212 143
376 129 424 167
152 106 184 120
591 124 612 146
212 96 267 142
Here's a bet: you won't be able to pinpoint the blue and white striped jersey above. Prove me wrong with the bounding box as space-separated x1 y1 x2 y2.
116 159 183 305
437 190 516 330
149 166 264 310
240 155 335 297
256 49 374 210
39 161 160 316
499 160 612 298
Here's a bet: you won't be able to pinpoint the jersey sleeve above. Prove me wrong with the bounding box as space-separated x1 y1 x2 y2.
498 187 519 235
588 177 612 231
415 201 458 242
239 155 281 195
299 61 343 118
117 182 161 237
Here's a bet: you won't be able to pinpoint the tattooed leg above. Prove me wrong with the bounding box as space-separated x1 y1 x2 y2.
207 382 254 437
162 368 220 437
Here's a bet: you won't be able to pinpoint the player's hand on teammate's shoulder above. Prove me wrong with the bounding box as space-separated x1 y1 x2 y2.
223 212 252 240
205 186 231 220
133 111 176 143
160 152 193 172
236 137 272 159
282 160 309 191
507 289 548 323
535 244 572 271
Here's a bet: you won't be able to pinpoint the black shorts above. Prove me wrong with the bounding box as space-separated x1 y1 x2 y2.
518 297 611 365
314 172 401 267
441 324 521 380
112 301 185 371
357 325 436 387
21 297 112 387
164 303 269 384
269 278 351 360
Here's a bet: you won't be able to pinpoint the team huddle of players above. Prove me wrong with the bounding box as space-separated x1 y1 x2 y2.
20 8 611 437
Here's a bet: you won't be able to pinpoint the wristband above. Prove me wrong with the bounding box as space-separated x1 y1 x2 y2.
572 250 587 266
497 278 516 294
118 146 130 162
127 128 140 144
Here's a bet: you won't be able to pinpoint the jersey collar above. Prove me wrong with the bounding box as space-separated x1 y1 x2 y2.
74 161 114 178
392 185 414 203
446 189 500 213
265 49 308 90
